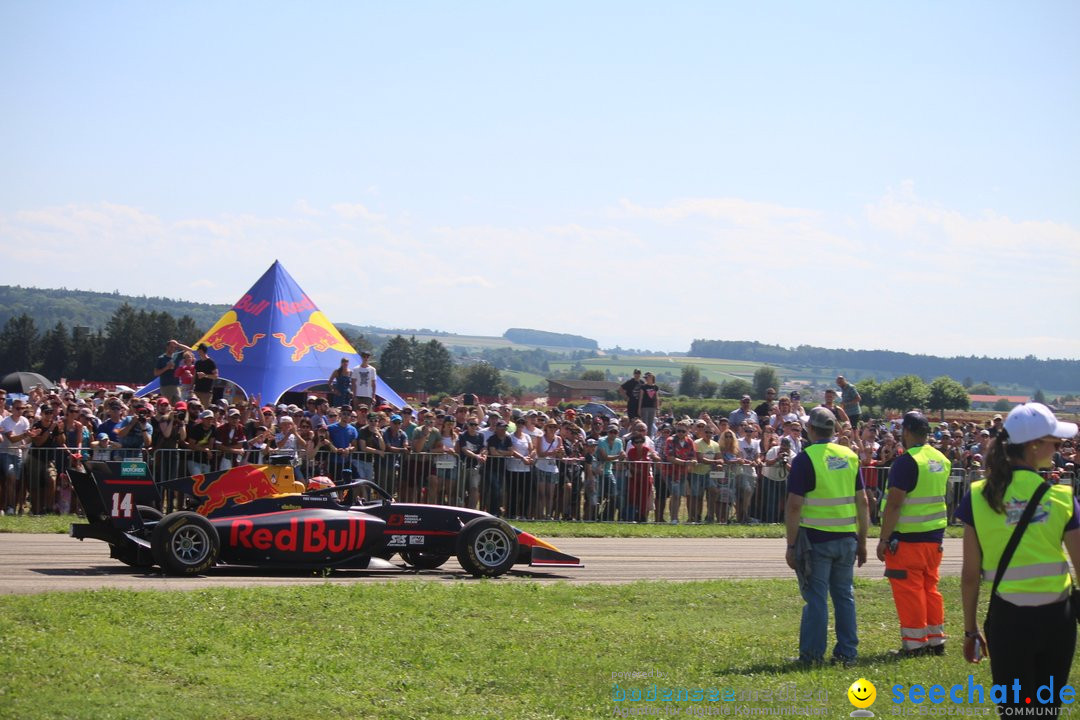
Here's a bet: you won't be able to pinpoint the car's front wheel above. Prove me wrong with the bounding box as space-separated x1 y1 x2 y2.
456 517 518 578
151 511 219 575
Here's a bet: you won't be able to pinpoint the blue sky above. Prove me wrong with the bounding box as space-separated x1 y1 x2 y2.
2 1 1077 359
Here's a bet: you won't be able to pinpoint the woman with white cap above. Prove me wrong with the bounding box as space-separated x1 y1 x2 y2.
957 403 1079 714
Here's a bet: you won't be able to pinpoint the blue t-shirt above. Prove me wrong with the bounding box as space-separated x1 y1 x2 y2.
327 422 358 450
117 416 148 448
787 440 865 543
882 450 944 543
156 352 180 387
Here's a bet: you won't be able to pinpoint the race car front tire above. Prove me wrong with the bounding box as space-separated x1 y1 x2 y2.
456 517 519 578
151 511 219 575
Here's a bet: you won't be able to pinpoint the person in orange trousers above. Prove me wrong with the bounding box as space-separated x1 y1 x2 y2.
877 412 952 656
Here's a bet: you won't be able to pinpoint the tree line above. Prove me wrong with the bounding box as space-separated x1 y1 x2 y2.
688 339 1078 391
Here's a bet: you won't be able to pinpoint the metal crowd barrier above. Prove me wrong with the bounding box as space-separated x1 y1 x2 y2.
8 443 1076 525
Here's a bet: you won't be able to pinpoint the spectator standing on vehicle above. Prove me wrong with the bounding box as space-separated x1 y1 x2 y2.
836 376 862 430
154 340 184 404
621 369 645 420
192 343 218 407
784 407 869 668
352 351 378 410
639 372 661 434
329 358 353 409
957 404 1079 715
876 411 951 656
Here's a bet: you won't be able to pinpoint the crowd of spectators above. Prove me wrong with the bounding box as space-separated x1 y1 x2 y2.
0 370 1076 521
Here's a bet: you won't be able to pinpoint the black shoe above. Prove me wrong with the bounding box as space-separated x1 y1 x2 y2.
890 646 928 658
787 656 824 669
928 644 945 656
830 655 857 668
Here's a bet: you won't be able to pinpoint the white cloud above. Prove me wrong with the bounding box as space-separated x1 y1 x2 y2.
1 191 1077 359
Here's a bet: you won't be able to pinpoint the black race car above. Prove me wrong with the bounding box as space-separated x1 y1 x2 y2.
68 459 582 577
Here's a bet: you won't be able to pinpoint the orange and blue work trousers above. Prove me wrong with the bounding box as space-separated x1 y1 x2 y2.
883 541 945 651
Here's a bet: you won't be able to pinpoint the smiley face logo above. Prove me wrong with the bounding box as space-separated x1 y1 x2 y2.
848 678 877 709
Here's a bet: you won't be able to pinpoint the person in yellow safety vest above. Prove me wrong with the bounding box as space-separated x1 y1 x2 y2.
784 407 870 668
957 403 1080 716
876 411 951 656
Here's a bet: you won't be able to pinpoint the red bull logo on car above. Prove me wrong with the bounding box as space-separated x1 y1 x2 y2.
229 516 367 553
198 311 266 362
272 311 356 361
192 465 284 516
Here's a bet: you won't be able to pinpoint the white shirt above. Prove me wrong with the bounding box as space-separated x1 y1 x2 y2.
0 415 30 457
352 365 377 398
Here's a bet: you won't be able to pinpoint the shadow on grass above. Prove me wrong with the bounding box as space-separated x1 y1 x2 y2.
723 650 917 676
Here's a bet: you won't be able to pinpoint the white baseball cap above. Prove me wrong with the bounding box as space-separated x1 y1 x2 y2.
1003 403 1078 445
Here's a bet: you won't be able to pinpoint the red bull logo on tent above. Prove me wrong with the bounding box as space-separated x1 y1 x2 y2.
273 311 355 361
135 260 407 408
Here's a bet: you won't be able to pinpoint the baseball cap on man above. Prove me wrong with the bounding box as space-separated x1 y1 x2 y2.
807 407 836 432
901 411 931 434
1003 403 1078 445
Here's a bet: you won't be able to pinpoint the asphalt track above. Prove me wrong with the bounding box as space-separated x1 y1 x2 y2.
0 534 965 595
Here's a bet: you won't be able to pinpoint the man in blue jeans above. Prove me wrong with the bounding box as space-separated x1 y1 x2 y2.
784 407 869 667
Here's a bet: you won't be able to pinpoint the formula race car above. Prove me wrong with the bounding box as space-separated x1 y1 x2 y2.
68 459 582 577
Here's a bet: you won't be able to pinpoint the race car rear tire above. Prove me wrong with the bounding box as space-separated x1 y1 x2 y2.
151 511 219 575
399 550 451 570
114 506 165 568
456 517 518 578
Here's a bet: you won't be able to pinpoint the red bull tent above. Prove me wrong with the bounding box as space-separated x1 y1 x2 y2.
137 260 406 408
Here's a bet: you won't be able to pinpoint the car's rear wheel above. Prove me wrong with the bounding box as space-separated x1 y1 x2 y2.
151 511 219 575
456 517 518 578
399 550 451 570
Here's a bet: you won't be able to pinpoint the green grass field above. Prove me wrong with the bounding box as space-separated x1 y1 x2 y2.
1 578 1069 719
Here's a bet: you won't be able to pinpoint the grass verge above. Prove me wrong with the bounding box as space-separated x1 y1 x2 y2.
1 578 1068 719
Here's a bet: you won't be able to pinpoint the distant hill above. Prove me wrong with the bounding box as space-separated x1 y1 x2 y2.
689 339 1080 394
502 328 598 350
0 285 229 331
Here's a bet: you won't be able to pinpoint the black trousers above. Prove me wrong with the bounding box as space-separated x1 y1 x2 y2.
985 595 1075 711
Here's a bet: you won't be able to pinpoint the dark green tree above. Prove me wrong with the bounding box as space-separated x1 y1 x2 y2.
378 335 415 392
698 380 719 398
1033 389 1047 404
580 369 606 381
720 379 754 399
752 366 780 399
968 382 997 395
927 376 971 412
879 375 930 412
994 398 1012 412
39 322 72 379
855 378 880 413
0 314 39 373
678 365 701 397
457 362 506 397
415 339 454 393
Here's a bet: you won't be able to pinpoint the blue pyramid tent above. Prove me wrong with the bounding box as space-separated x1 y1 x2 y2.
137 261 406 407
